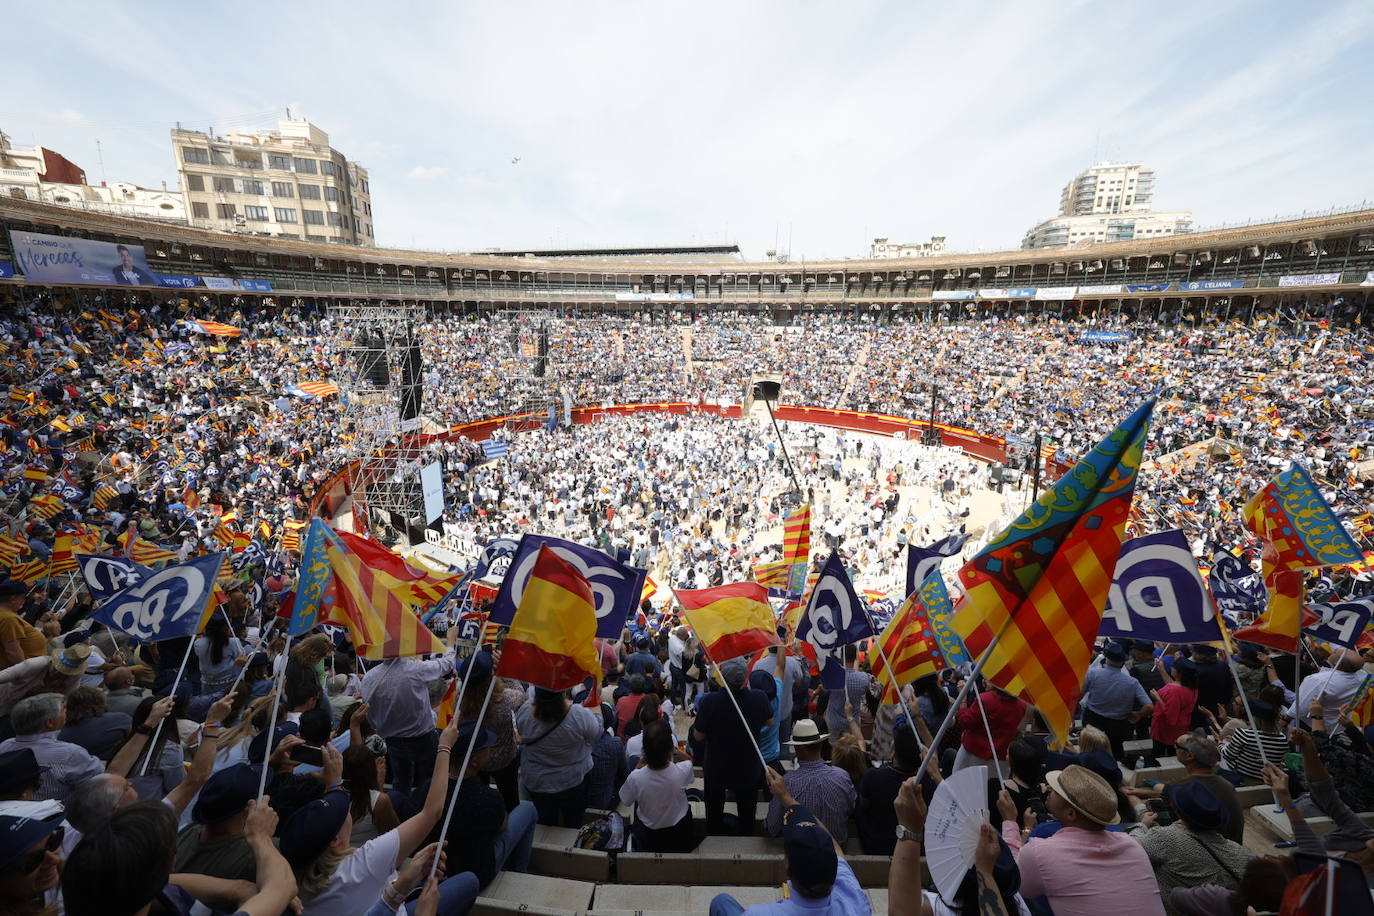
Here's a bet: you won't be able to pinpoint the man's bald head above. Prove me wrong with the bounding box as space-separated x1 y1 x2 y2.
104 667 134 690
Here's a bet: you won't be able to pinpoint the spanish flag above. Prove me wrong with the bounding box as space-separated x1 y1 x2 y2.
496 545 600 690
675 581 780 663
23 467 49 483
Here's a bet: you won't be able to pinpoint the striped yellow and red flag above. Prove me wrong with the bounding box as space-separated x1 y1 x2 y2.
782 503 812 596
9 557 48 584
118 534 180 567
495 545 600 690
640 575 659 604
28 494 65 519
318 537 445 660
435 679 458 729
752 559 792 593
295 381 340 397
951 399 1154 745
675 581 780 663
47 535 78 576
182 486 201 512
335 532 461 607
280 519 308 551
190 320 243 338
23 467 48 483
0 534 25 567
870 589 947 704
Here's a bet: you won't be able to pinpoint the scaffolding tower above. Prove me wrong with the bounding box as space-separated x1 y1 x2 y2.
496 310 564 430
326 302 435 542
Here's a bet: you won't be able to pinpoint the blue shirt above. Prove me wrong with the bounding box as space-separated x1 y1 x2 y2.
735 860 871 914
1080 663 1150 718
757 676 782 762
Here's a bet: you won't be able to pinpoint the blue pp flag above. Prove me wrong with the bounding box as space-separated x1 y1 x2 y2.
77 554 153 603
487 534 644 639
798 551 875 689
473 537 520 580
1208 550 1266 618
1304 598 1374 649
905 532 970 598
1099 530 1222 643
90 552 225 642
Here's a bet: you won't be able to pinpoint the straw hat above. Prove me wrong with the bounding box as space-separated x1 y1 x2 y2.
1045 764 1120 826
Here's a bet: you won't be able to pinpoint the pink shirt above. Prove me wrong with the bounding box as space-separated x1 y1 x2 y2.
1002 824 1165 916
1150 684 1197 744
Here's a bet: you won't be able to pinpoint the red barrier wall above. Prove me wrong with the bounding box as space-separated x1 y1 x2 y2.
309 402 1069 518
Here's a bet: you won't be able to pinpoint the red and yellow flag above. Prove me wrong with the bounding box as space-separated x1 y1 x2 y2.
675 581 780 663
318 537 445 660
782 503 812 596
495 545 600 690
871 589 948 704
280 519 308 552
335 532 461 607
951 399 1153 744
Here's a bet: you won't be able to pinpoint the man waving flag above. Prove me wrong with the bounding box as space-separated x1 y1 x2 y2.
797 551 873 688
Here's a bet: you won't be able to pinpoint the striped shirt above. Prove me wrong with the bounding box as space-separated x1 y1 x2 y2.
764 759 856 843
1220 726 1292 781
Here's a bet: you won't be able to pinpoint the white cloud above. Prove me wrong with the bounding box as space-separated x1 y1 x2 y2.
407 165 446 181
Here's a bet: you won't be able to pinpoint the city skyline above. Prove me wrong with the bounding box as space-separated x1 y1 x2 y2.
5 0 1373 259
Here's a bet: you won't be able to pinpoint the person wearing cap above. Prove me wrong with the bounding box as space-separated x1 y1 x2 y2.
1147 654 1199 760
1124 733 1244 845
691 656 773 836
173 762 264 889
0 799 66 913
434 720 537 889
709 767 871 915
0 747 43 801
764 717 856 844
1183 644 1233 728
360 643 456 798
1133 780 1250 912
624 636 662 679
0 581 45 670
997 764 1165 916
1078 641 1153 764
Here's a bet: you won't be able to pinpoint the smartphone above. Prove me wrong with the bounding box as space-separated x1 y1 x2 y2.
290 744 324 767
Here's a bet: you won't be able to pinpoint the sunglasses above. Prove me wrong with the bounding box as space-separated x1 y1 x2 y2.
7 827 63 875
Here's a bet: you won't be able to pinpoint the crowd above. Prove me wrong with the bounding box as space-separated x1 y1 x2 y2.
0 288 1371 914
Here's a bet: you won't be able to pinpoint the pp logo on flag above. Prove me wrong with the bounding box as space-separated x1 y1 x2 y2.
506 546 626 623
807 578 857 649
1100 531 1218 642
79 555 148 599
102 564 213 641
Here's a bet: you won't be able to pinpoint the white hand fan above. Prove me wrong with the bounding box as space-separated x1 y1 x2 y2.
922 765 989 904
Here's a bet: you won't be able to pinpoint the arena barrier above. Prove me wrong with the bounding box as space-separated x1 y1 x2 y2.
309 402 1073 520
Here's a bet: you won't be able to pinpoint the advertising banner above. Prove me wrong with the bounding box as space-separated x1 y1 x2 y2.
201 276 273 292
1077 284 1123 295
8 230 160 287
1007 287 1036 298
1126 282 1171 292
931 289 974 300
976 289 1007 299
157 275 201 289
1080 331 1132 342
1278 272 1342 288
1034 285 1077 300
0 262 12 279
1179 279 1245 291
614 292 693 301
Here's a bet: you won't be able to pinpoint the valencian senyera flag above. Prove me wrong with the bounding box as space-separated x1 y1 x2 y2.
871 574 952 704
951 398 1154 745
282 519 444 658
782 503 812 598
1234 463 1364 652
495 544 601 690
675 581 780 662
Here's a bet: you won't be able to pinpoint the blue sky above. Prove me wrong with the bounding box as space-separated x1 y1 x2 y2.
6 0 1373 259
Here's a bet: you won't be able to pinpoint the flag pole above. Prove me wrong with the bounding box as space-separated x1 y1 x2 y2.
914 622 1010 785
255 633 293 800
223 618 277 697
139 635 197 777
429 672 498 880
710 660 771 773
864 625 927 754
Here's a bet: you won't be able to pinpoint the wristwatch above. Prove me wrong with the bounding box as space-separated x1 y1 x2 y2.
895 824 920 843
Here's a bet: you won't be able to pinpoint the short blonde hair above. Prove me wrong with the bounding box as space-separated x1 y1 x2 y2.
1075 725 1110 754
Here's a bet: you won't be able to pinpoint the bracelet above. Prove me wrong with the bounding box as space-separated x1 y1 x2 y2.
326 781 344 791
135 724 156 736
438 745 453 754
1282 801 1298 811
382 883 406 909
204 721 222 729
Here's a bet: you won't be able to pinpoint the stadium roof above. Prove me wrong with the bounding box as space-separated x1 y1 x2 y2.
469 244 742 264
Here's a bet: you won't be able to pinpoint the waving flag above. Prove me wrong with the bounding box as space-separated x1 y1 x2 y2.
797 551 874 688
1099 530 1222 644
1208 550 1266 617
951 399 1153 744
753 558 795 598
1343 674 1374 728
1304 598 1374 649
782 503 812 598
496 545 601 690
295 381 340 398
906 532 970 599
487 534 644 639
336 531 461 606
871 578 950 704
90 553 225 642
187 320 242 338
1235 464 1362 652
280 519 307 552
675 581 780 662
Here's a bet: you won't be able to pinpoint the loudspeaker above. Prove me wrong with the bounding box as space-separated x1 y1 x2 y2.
533 325 549 379
356 328 389 386
399 329 423 421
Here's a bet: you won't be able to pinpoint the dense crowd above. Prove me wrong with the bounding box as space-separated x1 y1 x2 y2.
0 289 1371 914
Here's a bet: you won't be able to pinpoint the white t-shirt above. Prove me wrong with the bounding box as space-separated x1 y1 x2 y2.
302 828 400 916
618 760 692 829
623 715 678 764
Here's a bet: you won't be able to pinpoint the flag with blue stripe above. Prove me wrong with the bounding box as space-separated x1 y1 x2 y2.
797 551 875 688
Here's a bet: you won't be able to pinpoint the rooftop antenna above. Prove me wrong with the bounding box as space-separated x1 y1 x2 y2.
95 138 107 185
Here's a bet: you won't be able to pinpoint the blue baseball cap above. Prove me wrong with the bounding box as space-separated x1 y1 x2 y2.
278 789 350 865
459 649 493 683
782 804 837 891
0 800 64 871
192 763 263 825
